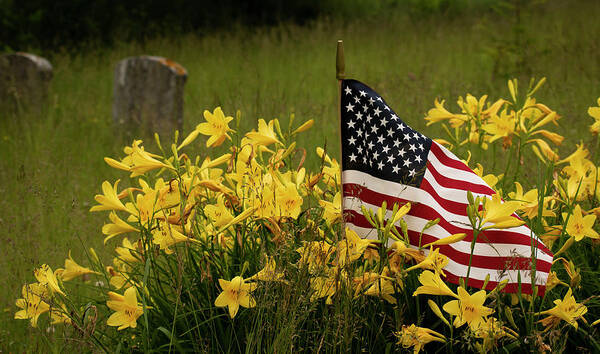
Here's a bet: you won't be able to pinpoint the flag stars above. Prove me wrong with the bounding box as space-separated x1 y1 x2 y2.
346 103 354 112
382 145 390 154
349 153 357 162
377 161 385 170
353 96 361 103
355 112 363 120
380 117 389 126
370 125 379 134
387 155 395 163
403 159 412 167
377 135 385 144
391 113 398 121
348 136 356 145
368 97 375 105
398 123 405 131
398 148 406 157
414 155 422 163
362 104 368 112
392 165 400 174
359 90 367 97
347 120 356 129
344 87 352 95
393 139 401 148
387 128 395 137
357 146 364 154
373 151 380 160
373 107 382 116
409 144 417 152
366 114 373 123
368 141 374 150
356 128 363 137
418 143 424 151
409 169 416 177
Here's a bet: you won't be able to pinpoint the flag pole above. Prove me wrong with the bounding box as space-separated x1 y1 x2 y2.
336 40 346 238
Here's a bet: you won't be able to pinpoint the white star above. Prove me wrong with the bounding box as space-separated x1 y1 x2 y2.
377 97 382 102
359 90 367 97
364 131 369 140
414 155 422 163
362 156 368 163
387 155 395 163
392 165 400 173
409 144 417 152
418 144 424 151
368 97 375 105
362 104 368 112
347 120 355 128
365 114 372 123
369 159 374 167
349 153 357 162
393 139 401 147
373 151 380 160
348 136 356 145
413 132 419 140
384 105 390 111
391 113 398 121
377 161 385 170
356 128 363 137
380 117 389 126
355 112 363 120
377 135 385 144
409 169 416 177
398 148 406 157
403 159 412 167
353 96 361 103
373 107 382 116
346 103 354 112
382 145 390 154
403 134 411 141
357 146 364 154
368 141 374 150
344 87 352 95
370 125 378 134
387 128 394 137
398 123 405 130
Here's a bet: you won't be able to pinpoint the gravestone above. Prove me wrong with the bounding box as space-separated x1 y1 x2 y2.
0 52 53 113
113 56 187 135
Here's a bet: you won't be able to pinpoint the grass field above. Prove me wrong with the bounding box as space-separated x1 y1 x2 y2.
1 0 600 350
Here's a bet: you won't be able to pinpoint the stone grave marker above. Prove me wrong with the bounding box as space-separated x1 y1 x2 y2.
0 52 53 113
113 56 187 135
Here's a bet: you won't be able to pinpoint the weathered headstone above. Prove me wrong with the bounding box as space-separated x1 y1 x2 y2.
113 56 187 135
0 52 53 113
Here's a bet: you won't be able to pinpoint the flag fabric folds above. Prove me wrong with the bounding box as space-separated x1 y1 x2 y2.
339 79 553 294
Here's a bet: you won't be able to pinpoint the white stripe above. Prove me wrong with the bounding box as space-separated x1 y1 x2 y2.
427 148 494 188
343 169 546 247
344 196 553 264
345 223 549 285
423 169 491 204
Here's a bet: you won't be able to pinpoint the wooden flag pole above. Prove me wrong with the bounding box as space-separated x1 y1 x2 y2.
336 40 346 239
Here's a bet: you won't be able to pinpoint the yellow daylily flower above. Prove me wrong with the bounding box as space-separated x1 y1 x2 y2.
563 204 599 242
508 182 555 219
247 257 286 282
204 196 234 228
405 247 449 276
152 221 200 254
424 99 468 128
443 287 494 330
588 98 600 134
106 287 145 330
196 107 234 147
34 264 65 296
115 238 140 263
246 119 281 146
336 227 379 266
55 251 100 281
412 270 458 298
214 276 258 318
90 179 129 212
480 194 525 229
365 274 399 304
274 181 303 220
14 283 50 327
103 212 139 244
482 109 516 143
538 288 587 330
319 192 342 226
395 324 446 354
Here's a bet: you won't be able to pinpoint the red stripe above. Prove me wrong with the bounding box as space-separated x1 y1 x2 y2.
429 141 474 173
343 183 553 255
345 210 552 273
426 159 496 195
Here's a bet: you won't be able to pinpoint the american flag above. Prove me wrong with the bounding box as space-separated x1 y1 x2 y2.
340 79 553 294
